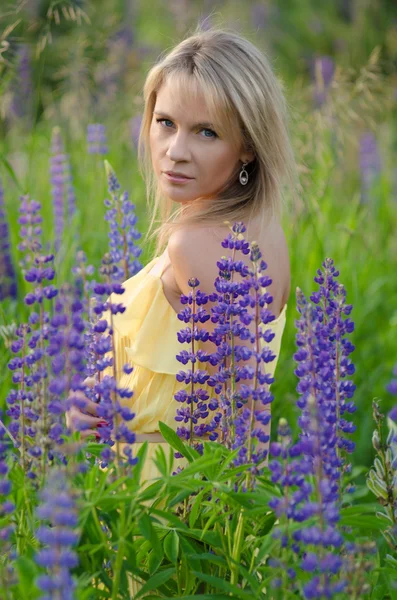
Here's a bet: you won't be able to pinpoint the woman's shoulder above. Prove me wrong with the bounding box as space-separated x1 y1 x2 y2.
168 217 290 314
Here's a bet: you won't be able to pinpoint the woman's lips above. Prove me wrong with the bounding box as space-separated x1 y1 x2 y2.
164 172 193 183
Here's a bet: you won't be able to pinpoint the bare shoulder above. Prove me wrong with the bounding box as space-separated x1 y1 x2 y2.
167 225 223 296
168 219 291 315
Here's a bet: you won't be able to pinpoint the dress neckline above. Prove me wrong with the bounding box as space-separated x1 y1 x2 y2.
145 256 287 324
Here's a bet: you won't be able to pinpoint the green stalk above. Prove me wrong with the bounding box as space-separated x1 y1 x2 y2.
111 502 126 600
230 508 245 586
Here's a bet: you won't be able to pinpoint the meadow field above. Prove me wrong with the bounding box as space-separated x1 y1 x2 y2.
0 1 397 598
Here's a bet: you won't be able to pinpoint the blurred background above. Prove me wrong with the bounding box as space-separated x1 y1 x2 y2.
0 0 396 468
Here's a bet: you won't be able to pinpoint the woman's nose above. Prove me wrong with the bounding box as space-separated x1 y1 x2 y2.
166 131 191 162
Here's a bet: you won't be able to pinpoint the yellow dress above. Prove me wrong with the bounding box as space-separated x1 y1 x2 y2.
99 253 288 597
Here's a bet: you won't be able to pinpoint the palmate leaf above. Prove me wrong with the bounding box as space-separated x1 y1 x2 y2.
188 551 261 592
189 487 209 528
148 545 165 575
138 512 163 560
174 526 222 548
163 529 180 564
133 567 176 599
339 514 385 531
158 421 200 461
13 557 39 600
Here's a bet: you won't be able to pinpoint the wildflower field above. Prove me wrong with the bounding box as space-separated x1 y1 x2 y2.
0 1 397 598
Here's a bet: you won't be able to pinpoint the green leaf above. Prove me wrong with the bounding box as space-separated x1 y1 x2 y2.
158 422 199 461
187 552 228 568
339 515 385 530
163 530 179 564
14 557 39 599
0 152 24 192
148 545 164 575
138 513 162 559
340 503 379 516
152 443 168 476
255 534 278 565
179 535 202 571
133 567 176 599
190 570 252 598
189 488 207 529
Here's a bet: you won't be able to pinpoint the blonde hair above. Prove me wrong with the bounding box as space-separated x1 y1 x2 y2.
138 24 299 257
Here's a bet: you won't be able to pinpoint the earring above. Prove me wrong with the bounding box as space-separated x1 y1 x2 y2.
239 161 249 185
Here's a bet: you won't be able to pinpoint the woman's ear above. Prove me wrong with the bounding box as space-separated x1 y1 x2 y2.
241 151 255 164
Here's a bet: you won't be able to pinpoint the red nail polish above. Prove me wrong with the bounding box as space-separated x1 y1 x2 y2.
98 420 110 427
95 432 101 440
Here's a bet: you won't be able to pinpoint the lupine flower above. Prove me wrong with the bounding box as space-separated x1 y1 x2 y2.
0 177 18 300
47 284 90 459
93 26 134 115
103 160 142 283
50 127 77 253
85 253 138 470
311 55 335 108
173 222 279 485
359 131 382 204
205 223 277 475
8 43 33 123
174 277 216 456
251 2 270 30
68 163 143 470
6 195 58 481
267 259 357 597
71 249 96 321
87 124 108 155
0 408 17 587
34 469 80 599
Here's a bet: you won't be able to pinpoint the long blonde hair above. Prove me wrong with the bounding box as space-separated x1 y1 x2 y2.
138 24 299 257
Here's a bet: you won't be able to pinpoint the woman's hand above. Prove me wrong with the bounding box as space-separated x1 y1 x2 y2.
65 376 108 440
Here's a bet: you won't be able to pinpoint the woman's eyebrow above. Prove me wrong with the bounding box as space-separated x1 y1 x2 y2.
154 111 215 129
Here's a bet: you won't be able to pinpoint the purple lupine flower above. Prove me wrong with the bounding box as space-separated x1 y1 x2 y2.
87 124 108 155
204 223 278 473
251 2 270 30
359 131 382 204
8 43 33 124
174 277 216 457
387 364 397 397
267 259 357 596
0 177 18 300
6 195 58 479
93 26 134 115
310 55 335 108
84 253 138 469
103 160 142 283
0 408 17 577
46 284 91 459
173 221 280 482
50 127 77 253
129 115 142 152
34 469 80 599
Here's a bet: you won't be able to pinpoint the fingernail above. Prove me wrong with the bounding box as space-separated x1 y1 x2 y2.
95 432 101 440
98 420 110 427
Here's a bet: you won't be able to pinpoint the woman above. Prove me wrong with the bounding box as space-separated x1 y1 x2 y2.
67 24 297 593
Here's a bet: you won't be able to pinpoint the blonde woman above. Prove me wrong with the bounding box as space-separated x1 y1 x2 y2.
67 24 298 593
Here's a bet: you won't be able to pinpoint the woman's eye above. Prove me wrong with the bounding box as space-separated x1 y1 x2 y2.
155 118 217 138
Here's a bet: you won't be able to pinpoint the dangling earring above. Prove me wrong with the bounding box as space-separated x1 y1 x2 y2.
239 161 249 185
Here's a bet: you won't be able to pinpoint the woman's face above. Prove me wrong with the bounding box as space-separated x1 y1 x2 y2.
149 78 253 208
